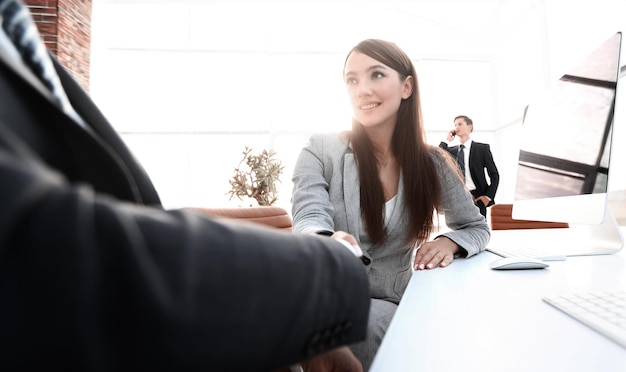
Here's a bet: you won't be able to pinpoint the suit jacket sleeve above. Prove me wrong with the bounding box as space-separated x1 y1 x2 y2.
431 148 491 257
0 127 370 371
291 133 344 235
480 143 500 203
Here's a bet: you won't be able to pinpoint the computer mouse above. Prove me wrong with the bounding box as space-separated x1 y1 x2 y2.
489 257 549 270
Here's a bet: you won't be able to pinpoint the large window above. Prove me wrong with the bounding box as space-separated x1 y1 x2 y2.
90 0 626 209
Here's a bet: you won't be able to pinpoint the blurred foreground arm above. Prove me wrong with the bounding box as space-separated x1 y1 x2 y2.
0 127 370 371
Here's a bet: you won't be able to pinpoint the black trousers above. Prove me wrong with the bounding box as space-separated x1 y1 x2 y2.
470 189 487 218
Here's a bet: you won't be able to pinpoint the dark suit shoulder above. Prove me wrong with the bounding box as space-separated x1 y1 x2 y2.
471 141 490 150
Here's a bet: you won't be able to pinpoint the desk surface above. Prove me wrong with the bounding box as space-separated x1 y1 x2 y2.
370 227 626 372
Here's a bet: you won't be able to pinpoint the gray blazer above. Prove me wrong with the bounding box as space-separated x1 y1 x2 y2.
292 132 490 303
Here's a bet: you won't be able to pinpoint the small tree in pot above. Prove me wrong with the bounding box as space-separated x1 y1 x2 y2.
227 146 284 206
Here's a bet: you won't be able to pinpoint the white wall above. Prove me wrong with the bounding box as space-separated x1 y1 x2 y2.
90 0 626 210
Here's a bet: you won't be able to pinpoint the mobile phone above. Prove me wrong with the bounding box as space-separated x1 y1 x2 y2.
450 130 456 137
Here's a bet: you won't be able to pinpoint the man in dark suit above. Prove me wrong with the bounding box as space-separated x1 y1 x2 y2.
439 115 500 218
0 1 369 370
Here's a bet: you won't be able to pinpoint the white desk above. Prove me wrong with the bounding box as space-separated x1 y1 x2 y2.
370 227 626 372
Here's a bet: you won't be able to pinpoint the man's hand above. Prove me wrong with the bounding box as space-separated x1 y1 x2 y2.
302 346 363 372
474 195 490 207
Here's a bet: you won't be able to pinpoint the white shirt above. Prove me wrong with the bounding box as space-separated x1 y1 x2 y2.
460 139 477 191
384 194 397 225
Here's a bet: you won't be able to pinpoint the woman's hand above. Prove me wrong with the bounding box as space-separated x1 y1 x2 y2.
413 236 459 270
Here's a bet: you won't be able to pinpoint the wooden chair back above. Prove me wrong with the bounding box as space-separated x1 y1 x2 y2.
185 206 292 231
489 203 569 230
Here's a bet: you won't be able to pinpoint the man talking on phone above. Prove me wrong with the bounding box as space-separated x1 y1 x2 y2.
439 115 500 218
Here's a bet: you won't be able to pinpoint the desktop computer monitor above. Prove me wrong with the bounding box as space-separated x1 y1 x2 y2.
512 32 623 255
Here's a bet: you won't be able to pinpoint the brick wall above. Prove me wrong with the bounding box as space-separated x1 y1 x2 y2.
24 0 92 92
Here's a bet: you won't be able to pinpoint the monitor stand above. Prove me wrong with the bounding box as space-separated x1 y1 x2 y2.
568 202 624 256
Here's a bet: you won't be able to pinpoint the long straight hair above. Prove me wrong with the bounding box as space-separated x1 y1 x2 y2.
345 39 442 245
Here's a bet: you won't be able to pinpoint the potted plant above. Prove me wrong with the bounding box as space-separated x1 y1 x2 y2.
227 146 285 207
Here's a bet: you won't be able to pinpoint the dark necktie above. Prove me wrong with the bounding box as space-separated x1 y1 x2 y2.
457 144 466 179
0 0 72 111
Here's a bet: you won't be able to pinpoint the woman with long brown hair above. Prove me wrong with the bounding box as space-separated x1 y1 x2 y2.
291 39 490 370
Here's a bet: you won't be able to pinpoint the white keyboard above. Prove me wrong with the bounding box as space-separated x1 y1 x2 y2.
543 290 626 349
487 246 567 261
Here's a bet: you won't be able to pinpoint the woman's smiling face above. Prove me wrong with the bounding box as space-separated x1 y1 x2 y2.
344 51 412 130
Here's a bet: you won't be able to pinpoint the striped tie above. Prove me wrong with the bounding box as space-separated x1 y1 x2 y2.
457 144 466 180
0 0 75 114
